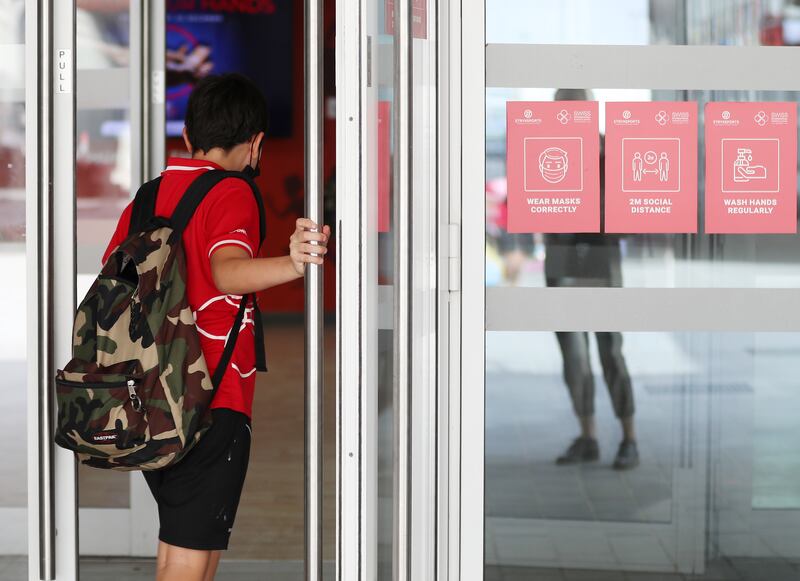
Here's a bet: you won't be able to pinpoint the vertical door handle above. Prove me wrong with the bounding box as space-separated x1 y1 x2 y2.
305 0 325 580
392 1 413 580
37 2 56 577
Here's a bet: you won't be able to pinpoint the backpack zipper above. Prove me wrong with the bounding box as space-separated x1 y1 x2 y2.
57 376 146 414
127 379 144 413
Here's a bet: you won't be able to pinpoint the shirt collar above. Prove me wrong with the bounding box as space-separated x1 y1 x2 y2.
163 157 224 173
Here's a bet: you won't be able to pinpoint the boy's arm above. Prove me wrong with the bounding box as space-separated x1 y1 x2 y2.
210 218 331 295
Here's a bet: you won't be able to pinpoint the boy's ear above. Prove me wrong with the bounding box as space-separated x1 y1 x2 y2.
182 127 193 154
253 131 265 152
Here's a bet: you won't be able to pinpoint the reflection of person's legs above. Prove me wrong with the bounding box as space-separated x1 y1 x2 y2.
503 248 527 285
555 332 600 465
596 332 639 470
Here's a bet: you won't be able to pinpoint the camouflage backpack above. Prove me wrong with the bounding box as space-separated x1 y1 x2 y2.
54 170 267 470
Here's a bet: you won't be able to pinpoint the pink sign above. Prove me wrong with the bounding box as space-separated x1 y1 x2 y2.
705 102 797 234
378 101 391 233
386 0 427 39
506 101 600 233
605 102 698 233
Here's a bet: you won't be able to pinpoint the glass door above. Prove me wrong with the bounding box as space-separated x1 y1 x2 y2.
337 0 442 578
0 1 30 578
460 0 800 578
75 0 165 559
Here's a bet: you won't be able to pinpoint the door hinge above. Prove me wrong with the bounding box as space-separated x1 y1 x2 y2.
448 223 460 292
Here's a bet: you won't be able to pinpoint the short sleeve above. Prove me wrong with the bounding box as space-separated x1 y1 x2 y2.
101 201 134 265
202 179 262 260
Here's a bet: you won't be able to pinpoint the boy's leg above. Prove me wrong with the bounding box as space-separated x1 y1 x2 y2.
155 541 212 581
203 550 222 581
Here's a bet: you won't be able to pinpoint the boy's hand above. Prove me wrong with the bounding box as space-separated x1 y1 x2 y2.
290 218 331 276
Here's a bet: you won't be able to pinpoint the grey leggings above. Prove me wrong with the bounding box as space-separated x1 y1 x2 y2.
555 331 635 420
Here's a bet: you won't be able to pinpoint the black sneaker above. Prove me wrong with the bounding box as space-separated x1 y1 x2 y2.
612 439 640 470
556 437 599 465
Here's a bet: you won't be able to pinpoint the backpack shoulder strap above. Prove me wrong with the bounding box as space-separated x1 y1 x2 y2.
129 177 162 235
169 170 269 383
169 170 266 247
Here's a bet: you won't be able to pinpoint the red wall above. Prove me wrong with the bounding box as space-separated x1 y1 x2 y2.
166 0 337 314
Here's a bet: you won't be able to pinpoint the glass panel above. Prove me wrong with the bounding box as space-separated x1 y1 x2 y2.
487 88 800 289
486 331 675 526
375 0 396 572
486 331 800 578
0 0 28 575
485 4 800 578
75 106 132 508
77 0 131 69
77 3 133 513
487 0 792 47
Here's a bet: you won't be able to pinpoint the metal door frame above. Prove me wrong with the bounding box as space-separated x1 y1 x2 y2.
336 0 447 579
26 0 78 579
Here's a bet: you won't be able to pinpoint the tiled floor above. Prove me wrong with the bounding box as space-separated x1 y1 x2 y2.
485 557 800 581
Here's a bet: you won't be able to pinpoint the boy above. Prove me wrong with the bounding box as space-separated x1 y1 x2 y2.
102 74 330 581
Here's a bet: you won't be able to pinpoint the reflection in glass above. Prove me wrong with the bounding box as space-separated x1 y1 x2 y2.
486 2 800 578
77 0 131 69
76 2 134 511
488 0 794 47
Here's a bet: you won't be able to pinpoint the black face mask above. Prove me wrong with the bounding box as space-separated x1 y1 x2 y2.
243 142 262 178
242 163 260 178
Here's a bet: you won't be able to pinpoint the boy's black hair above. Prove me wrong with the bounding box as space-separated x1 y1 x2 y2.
185 73 269 153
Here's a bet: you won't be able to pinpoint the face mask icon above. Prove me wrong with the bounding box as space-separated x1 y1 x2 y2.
539 147 568 184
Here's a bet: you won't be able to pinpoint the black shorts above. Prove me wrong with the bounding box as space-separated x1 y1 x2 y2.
143 408 251 551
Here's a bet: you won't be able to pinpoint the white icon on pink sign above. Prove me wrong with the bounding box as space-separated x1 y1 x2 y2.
721 138 780 193
632 150 671 183
523 137 584 193
721 138 781 194
622 138 680 193
732 148 767 182
539 147 569 184
655 110 668 126
754 111 768 126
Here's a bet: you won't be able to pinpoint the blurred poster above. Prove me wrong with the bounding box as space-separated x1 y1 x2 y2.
604 102 698 233
385 0 427 39
705 102 797 234
378 101 391 233
166 0 293 138
506 101 600 233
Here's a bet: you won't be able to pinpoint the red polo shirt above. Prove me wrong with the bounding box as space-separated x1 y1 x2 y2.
102 158 261 418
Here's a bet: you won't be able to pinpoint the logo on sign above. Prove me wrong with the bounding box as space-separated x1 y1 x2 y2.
754 111 768 126
655 110 668 126
722 110 731 120
557 109 571 124
623 110 631 119
524 109 533 119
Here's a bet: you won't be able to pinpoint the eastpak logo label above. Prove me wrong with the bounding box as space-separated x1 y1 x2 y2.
91 431 118 443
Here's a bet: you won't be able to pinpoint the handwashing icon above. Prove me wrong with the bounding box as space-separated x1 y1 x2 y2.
733 148 767 183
